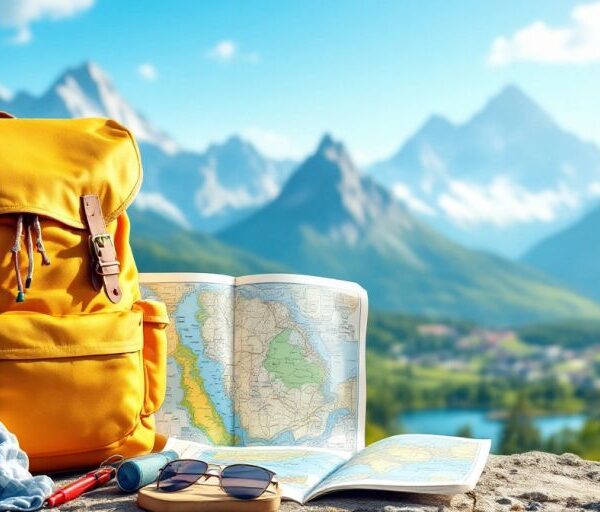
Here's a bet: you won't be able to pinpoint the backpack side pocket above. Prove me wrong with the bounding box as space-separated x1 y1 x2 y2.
135 300 169 416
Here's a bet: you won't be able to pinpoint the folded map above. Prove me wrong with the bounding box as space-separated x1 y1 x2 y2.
165 435 491 503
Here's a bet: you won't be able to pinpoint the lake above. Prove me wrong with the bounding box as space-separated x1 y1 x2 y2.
400 409 587 452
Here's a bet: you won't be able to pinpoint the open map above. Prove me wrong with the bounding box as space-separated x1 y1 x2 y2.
165 435 491 503
308 434 491 499
140 273 367 452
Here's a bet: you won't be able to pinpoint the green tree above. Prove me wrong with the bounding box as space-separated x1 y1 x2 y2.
500 394 542 454
545 418 600 461
574 418 600 460
456 424 474 438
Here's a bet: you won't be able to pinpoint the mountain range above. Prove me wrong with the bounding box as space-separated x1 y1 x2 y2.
0 62 293 232
3 61 600 325
368 85 600 258
221 135 600 325
138 137 293 231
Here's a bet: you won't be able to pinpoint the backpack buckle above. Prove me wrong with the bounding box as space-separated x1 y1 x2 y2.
90 234 115 259
82 195 122 304
89 233 121 277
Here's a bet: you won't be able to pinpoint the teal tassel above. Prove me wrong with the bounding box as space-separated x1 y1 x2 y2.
16 291 25 303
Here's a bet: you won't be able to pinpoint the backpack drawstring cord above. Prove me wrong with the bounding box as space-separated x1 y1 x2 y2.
25 220 34 289
11 214 50 302
33 215 51 266
11 214 25 303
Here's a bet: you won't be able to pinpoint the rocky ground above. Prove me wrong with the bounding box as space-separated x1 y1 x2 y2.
51 452 600 511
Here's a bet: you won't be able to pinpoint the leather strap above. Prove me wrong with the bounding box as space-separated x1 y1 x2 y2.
81 195 122 304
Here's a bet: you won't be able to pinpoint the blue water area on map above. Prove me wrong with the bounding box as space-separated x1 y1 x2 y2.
401 409 587 452
176 284 235 438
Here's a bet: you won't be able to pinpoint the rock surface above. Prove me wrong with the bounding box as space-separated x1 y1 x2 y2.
51 452 600 511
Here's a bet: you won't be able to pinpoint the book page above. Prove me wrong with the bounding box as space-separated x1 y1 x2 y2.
140 273 236 445
306 434 491 501
233 274 367 452
165 438 351 504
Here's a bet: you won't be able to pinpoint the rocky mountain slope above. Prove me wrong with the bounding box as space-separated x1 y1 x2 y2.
221 135 600 325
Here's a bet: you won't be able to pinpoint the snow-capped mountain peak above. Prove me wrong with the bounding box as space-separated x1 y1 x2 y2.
368 84 600 257
1 61 178 154
263 134 397 241
52 61 178 154
313 133 358 178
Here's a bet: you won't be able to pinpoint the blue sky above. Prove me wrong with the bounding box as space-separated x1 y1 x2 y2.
0 0 599 163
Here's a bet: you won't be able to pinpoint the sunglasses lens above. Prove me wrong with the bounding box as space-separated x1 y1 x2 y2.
158 460 208 492
221 464 272 500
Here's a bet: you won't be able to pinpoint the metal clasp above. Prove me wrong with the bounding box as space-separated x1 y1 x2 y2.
90 233 114 258
89 233 120 276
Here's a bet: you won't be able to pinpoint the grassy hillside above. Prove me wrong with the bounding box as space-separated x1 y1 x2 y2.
297 222 600 326
130 209 285 275
524 204 600 302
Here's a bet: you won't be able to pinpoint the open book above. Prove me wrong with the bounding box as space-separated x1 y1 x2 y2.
165 435 491 503
141 273 490 501
141 273 367 452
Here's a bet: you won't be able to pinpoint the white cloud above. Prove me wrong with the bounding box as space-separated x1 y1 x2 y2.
0 82 12 100
588 181 600 197
205 39 260 63
10 25 31 43
392 183 436 216
0 0 95 44
134 192 191 229
137 63 158 81
242 126 304 160
437 176 579 227
489 1 600 66
206 40 237 61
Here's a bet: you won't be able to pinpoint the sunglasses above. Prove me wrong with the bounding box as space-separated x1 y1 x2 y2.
157 459 278 500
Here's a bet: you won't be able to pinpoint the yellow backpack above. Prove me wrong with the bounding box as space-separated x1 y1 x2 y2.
0 115 169 472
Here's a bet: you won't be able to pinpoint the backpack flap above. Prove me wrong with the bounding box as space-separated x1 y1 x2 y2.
0 118 142 228
0 118 142 304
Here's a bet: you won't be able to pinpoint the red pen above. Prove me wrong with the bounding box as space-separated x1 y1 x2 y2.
45 466 116 508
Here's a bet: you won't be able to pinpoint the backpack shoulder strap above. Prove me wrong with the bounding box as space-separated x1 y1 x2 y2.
81 195 122 304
